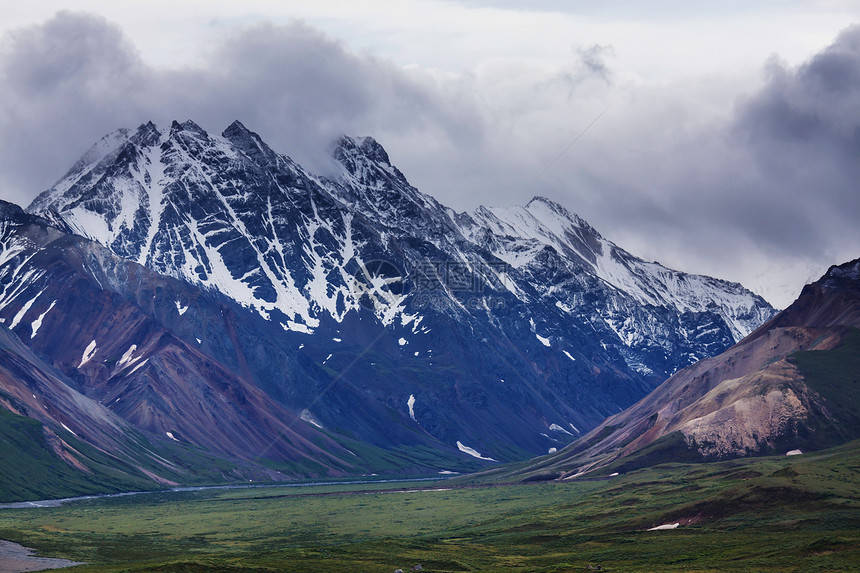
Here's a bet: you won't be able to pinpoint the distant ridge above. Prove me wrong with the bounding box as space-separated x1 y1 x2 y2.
476 258 860 482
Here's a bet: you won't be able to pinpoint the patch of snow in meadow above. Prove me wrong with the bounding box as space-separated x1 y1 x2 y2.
647 523 679 531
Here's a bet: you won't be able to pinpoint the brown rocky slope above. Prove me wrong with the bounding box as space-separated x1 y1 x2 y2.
475 258 860 481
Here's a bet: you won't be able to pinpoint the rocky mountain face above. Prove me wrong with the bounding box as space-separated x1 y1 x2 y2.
485 258 860 482
0 202 419 481
19 120 775 468
0 201 483 494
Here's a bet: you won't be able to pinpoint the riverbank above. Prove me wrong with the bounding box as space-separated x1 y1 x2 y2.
0 540 82 572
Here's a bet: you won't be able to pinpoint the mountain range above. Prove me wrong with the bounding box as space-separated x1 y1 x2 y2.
0 119 777 498
477 258 860 483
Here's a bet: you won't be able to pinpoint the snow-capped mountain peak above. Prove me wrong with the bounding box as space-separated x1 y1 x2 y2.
463 194 772 345
468 196 603 269
333 134 411 191
221 120 284 167
28 119 776 426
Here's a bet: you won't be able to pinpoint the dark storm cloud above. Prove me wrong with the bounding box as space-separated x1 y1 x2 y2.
738 24 860 170
197 21 487 172
731 25 860 246
0 10 613 208
517 25 860 306
0 11 486 204
0 12 147 203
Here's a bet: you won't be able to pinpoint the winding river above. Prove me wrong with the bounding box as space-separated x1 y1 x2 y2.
0 476 445 510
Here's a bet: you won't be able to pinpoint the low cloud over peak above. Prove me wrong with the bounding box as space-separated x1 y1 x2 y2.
0 11 858 308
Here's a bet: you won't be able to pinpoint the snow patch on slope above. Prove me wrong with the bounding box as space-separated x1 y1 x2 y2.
9 288 45 331
456 441 497 462
300 409 323 429
125 358 149 376
79 340 98 367
549 423 573 435
30 299 56 338
407 394 417 422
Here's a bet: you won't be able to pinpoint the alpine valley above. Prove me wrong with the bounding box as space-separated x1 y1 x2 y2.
475 258 860 484
0 119 777 499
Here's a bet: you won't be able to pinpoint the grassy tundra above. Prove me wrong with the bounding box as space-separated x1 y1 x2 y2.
0 440 858 572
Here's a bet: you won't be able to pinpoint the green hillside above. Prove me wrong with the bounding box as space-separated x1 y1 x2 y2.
0 408 153 502
789 327 860 448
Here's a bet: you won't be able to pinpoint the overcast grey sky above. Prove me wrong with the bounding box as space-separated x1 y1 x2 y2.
1 1 859 308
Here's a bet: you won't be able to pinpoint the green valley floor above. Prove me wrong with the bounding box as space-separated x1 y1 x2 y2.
0 441 858 572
